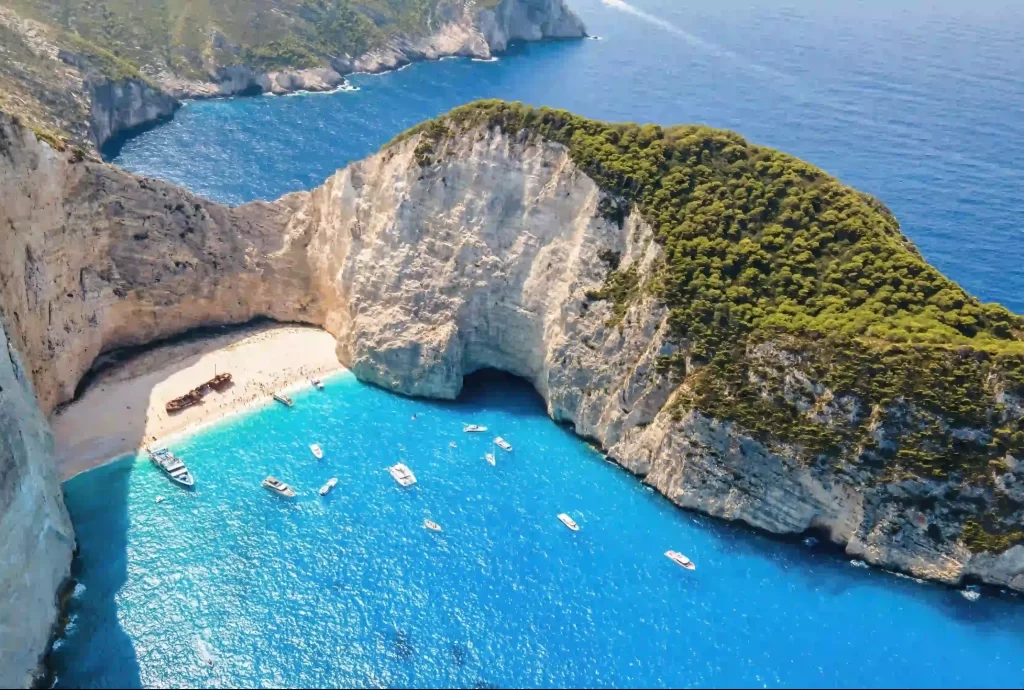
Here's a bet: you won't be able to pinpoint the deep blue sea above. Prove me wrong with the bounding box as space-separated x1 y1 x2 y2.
55 0 1024 687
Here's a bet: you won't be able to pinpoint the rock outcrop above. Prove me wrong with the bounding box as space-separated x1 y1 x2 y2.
1 105 1021 682
0 0 586 154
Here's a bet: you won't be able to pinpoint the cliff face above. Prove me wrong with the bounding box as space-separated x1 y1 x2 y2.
0 0 586 154
2 108 1022 682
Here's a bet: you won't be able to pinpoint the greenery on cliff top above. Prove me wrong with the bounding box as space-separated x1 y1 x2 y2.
4 0 470 78
398 101 1024 550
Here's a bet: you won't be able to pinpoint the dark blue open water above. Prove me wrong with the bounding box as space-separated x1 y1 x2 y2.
55 0 1024 687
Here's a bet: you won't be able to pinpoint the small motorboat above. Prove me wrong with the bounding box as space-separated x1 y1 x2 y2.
388 463 417 487
463 424 488 433
484 453 496 466
665 550 696 571
449 441 457 448
310 443 324 459
262 476 296 497
494 437 512 452
557 513 579 532
311 378 325 390
319 477 338 496
423 519 442 532
148 448 195 487
155 496 165 504
273 392 294 407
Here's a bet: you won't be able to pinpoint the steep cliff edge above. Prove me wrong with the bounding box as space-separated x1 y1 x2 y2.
2 101 1023 682
0 0 586 154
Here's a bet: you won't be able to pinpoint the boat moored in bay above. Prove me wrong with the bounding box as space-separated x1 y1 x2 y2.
148 448 195 487
665 550 696 571
273 393 294 407
557 513 579 531
388 463 417 487
319 478 338 496
262 476 296 497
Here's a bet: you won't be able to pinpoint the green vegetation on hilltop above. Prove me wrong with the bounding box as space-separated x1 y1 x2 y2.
4 0 469 78
397 101 1024 522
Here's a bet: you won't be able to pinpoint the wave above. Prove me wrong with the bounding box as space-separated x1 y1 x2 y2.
600 0 793 83
471 57 500 63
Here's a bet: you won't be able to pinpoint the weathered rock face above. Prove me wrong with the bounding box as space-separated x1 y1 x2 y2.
1 109 1021 682
87 79 179 153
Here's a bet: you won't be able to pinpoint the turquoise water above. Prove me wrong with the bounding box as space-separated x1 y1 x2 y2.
52 372 1024 687
56 0 1024 686
112 0 1024 313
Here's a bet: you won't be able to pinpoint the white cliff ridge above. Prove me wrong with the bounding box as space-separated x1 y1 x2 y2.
0 110 1022 683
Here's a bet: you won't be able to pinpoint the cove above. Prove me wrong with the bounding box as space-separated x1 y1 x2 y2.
50 371 1024 687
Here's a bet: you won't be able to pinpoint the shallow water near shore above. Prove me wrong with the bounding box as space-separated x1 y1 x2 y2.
52 371 1024 688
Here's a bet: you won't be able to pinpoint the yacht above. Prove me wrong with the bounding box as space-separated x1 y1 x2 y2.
148 448 194 487
388 463 417 487
665 550 696 571
310 443 323 459
311 378 325 390
463 424 488 433
262 476 296 497
273 392 294 407
484 452 496 466
494 437 513 452
319 477 338 496
557 513 579 531
423 519 442 532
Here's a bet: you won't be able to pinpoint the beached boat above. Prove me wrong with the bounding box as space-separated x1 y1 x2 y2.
463 424 488 433
484 452 496 466
164 389 203 414
207 372 232 392
273 393 294 407
311 378 324 390
388 463 417 487
423 519 442 532
557 513 579 531
665 550 696 571
310 443 323 459
319 477 338 496
262 476 296 497
494 437 512 452
148 448 194 487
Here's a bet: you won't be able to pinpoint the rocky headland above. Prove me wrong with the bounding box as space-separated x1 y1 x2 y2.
0 0 585 156
1 100 1023 684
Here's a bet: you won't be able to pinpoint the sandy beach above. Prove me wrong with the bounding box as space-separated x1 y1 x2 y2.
51 324 345 481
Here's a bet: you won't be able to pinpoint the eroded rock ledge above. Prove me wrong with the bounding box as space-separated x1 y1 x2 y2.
1 107 1022 684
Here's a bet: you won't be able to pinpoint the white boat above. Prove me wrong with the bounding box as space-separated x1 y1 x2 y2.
423 519 442 532
148 448 195 487
484 452 496 466
494 437 512 452
262 476 296 497
311 378 325 390
557 513 579 531
310 443 323 459
388 463 417 487
665 550 696 571
319 477 338 496
273 392 294 407
961 586 981 602
463 424 488 433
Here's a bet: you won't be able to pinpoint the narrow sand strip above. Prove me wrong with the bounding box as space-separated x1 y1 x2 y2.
51 324 345 481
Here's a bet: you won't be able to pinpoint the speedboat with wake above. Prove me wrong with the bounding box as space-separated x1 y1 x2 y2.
319 477 338 496
484 452 496 466
463 424 488 433
310 443 323 459
262 476 296 497
148 448 194 487
388 463 417 487
557 513 579 531
665 550 696 570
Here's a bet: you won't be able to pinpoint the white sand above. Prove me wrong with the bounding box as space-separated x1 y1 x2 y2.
51 324 345 481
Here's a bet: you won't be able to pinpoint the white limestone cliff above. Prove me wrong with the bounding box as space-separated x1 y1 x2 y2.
1 111 1021 684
